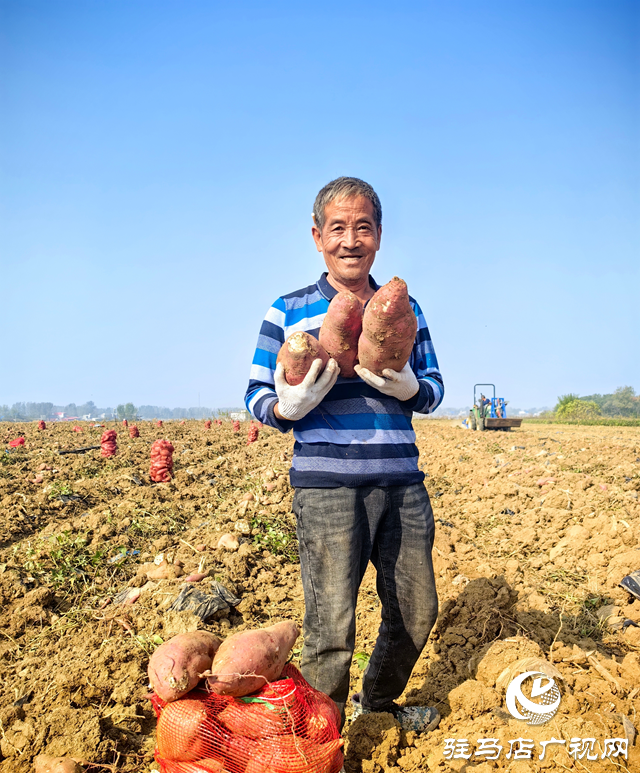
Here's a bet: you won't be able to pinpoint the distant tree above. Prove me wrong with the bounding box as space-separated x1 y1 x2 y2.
9 403 27 420
580 392 605 409
77 401 98 418
556 399 601 420
116 403 138 421
581 386 639 418
40 402 54 418
554 394 580 413
603 386 638 417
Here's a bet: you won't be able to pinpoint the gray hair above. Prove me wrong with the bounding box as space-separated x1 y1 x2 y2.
313 177 382 231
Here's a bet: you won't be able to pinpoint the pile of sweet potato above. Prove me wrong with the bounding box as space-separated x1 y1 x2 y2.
100 430 117 458
148 622 299 702
149 623 343 773
277 277 416 384
150 439 174 482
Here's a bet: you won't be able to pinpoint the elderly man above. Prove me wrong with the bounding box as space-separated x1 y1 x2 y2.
245 177 444 733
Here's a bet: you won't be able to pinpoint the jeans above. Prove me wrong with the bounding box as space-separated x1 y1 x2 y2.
292 483 438 720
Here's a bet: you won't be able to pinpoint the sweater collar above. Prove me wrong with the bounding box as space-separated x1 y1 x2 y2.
317 272 379 301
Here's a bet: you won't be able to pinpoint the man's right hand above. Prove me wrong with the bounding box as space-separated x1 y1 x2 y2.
274 358 340 421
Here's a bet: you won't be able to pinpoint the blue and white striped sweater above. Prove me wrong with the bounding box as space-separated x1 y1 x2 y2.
245 273 444 488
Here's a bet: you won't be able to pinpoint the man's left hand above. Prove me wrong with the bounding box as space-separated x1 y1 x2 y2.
354 362 419 402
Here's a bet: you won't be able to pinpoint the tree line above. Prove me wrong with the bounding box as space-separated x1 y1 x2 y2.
0 401 243 422
554 386 639 420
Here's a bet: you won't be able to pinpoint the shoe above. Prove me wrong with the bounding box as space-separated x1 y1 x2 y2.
350 693 440 734
390 704 441 733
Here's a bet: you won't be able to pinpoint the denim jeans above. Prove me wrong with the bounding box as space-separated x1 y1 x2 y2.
292 483 438 721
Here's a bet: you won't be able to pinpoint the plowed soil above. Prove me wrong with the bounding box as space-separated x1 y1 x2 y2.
1 420 639 772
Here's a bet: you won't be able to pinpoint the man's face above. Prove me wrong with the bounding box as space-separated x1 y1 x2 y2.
312 196 381 286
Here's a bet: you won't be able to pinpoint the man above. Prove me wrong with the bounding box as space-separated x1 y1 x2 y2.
245 177 444 733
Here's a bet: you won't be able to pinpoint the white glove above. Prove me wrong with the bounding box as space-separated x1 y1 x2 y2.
274 358 340 421
354 362 419 402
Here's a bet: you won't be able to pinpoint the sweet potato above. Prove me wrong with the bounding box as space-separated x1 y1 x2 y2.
156 698 210 761
216 533 239 551
306 691 342 742
34 756 82 773
184 572 208 583
358 276 417 375
162 760 225 773
204 621 299 697
276 332 329 386
244 737 344 773
319 291 363 378
149 631 222 702
217 675 303 738
146 560 185 580
218 699 289 738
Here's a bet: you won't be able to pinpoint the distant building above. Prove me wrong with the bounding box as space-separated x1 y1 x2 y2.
230 410 250 422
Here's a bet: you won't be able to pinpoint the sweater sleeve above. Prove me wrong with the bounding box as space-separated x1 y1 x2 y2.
244 298 295 433
401 300 445 414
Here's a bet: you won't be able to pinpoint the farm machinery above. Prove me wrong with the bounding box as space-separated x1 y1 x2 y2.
469 384 523 431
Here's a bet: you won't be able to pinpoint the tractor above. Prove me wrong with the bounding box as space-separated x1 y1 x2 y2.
469 384 523 431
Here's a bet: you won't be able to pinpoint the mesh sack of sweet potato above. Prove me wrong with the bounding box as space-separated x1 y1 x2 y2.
150 439 174 482
246 423 259 444
100 430 117 458
150 664 343 773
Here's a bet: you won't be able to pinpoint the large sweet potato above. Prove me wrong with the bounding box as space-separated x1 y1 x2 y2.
217 674 304 737
306 691 342 742
204 621 299 697
244 737 344 773
358 277 417 376
156 698 210 761
277 332 329 386
149 631 222 702
319 291 362 378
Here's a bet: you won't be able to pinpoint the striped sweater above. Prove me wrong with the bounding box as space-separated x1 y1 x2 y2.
245 273 444 488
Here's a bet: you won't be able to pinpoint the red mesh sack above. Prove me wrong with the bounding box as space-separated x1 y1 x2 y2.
150 439 174 482
232 421 240 433
151 664 343 773
123 419 128 427
38 421 46 430
73 425 82 432
157 420 164 427
130 425 140 438
101 430 117 457
247 424 259 445
204 420 212 430
9 437 25 448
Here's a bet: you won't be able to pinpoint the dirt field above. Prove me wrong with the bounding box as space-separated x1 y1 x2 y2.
1 420 639 773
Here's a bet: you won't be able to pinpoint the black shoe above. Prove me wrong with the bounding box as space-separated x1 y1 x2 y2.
350 693 441 734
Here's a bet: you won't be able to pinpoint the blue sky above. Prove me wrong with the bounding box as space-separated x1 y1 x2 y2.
2 0 638 411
